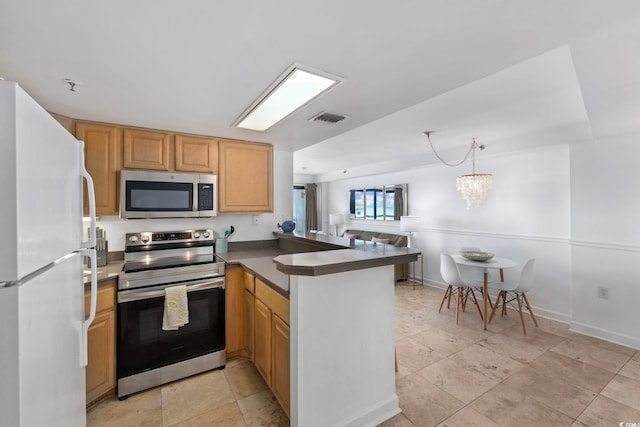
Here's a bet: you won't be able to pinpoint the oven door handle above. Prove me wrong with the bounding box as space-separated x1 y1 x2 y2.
118 278 225 303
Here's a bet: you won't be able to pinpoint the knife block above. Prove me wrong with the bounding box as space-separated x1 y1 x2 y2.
88 241 108 267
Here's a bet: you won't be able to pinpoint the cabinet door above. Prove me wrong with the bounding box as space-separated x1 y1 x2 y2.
75 122 121 216
272 314 290 417
254 298 272 385
85 309 115 403
225 267 244 356
175 134 218 173
243 289 255 361
50 112 75 134
123 128 171 170
218 139 273 213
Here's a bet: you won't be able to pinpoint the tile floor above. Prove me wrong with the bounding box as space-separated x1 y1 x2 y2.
87 282 640 426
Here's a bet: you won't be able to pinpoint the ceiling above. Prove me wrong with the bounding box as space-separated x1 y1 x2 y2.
2 1 639 180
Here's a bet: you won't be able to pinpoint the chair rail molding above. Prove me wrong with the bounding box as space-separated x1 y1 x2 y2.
422 227 569 245
569 239 640 252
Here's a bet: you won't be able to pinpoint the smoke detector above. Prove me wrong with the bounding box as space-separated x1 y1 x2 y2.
309 111 349 124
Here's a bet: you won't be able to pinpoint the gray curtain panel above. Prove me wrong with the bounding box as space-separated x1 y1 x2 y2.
305 183 318 232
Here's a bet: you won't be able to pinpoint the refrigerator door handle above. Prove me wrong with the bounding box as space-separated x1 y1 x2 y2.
78 140 97 249
80 248 98 368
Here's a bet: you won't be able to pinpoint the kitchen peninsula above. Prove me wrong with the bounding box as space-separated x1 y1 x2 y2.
223 232 420 427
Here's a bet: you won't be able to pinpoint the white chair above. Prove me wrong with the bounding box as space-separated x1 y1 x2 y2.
438 254 485 324
488 258 538 335
458 247 493 311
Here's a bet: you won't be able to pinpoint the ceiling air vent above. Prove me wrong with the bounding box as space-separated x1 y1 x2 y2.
309 111 349 124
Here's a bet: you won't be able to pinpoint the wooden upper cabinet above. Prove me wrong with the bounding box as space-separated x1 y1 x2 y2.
175 134 218 173
218 139 273 213
75 121 121 216
50 112 75 135
123 128 171 170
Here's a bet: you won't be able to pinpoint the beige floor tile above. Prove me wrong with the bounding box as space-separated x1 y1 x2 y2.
528 351 615 393
619 351 640 382
576 394 640 427
378 411 416 426
499 366 597 418
435 406 501 427
534 316 575 338
395 335 446 373
168 401 247 427
236 389 289 427
498 323 568 350
161 370 236 426
550 338 633 373
569 333 636 357
470 382 574 427
407 327 476 357
224 359 269 400
600 374 640 410
448 344 526 382
396 374 465 427
418 357 500 404
87 388 162 427
477 332 547 363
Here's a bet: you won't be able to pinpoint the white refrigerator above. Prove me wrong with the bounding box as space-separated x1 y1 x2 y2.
0 81 97 427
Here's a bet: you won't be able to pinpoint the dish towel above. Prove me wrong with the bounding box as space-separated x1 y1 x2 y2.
162 285 189 331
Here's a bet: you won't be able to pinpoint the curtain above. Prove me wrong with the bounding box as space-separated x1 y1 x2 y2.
394 187 403 220
305 183 318 232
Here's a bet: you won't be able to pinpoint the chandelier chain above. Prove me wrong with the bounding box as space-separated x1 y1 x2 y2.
424 131 477 168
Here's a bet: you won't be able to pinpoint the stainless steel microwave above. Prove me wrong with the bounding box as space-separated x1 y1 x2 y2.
120 170 217 218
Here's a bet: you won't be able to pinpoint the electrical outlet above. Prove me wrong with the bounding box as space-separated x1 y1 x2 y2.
598 286 609 299
252 214 260 225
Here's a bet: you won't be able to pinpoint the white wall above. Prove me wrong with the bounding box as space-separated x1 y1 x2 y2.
95 149 293 251
570 133 640 348
323 141 640 349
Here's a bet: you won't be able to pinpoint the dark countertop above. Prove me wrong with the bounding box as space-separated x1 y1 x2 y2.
83 260 123 288
273 240 419 276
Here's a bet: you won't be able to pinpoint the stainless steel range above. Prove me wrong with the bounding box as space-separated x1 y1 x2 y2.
116 229 226 399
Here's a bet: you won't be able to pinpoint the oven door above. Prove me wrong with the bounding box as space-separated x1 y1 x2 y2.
116 277 225 381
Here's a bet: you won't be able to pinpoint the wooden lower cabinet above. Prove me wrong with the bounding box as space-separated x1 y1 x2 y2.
225 266 244 357
85 283 116 404
253 298 272 384
243 289 255 360
271 314 290 417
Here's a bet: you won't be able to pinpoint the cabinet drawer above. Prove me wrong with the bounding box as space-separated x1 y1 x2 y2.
255 279 289 325
85 283 116 316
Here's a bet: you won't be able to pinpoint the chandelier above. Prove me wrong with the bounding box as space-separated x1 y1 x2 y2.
424 131 493 209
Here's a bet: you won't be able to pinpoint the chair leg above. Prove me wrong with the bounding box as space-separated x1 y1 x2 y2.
489 290 502 324
447 285 454 309
522 293 539 328
468 288 483 321
455 287 462 324
516 293 527 335
501 291 508 316
438 286 452 313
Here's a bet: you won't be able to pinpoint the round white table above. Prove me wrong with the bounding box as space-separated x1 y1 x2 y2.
451 254 518 330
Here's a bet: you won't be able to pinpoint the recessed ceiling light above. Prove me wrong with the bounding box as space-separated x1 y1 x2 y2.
233 64 344 132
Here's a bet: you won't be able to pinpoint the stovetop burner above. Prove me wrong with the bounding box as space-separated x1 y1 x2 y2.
119 229 225 291
122 254 226 273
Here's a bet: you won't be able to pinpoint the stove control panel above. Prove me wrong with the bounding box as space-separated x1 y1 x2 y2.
125 229 214 248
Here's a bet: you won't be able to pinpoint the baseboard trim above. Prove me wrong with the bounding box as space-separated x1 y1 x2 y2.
341 395 401 427
570 321 640 350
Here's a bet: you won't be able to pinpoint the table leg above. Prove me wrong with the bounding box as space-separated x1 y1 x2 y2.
483 271 488 330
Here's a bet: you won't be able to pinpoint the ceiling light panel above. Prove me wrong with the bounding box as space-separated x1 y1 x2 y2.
234 65 343 131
